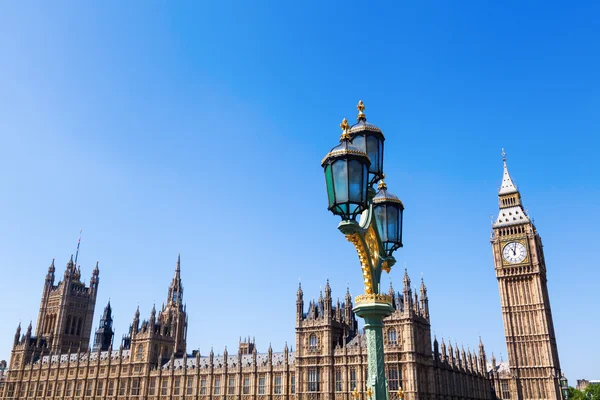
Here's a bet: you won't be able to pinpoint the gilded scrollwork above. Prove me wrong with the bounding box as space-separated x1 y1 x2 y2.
345 218 390 295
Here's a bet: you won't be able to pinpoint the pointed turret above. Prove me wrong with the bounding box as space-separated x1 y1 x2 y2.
388 281 396 310
296 282 304 320
478 337 487 372
167 254 183 306
14 323 21 346
89 261 99 292
46 259 56 285
150 304 156 325
64 255 75 280
324 279 331 299
344 286 353 324
93 301 114 351
403 268 413 310
499 148 518 195
132 306 140 333
441 338 447 362
494 149 530 227
419 277 429 318
323 279 332 318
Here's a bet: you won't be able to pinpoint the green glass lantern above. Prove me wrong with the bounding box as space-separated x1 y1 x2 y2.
348 100 385 186
322 118 371 220
373 179 404 256
559 374 569 400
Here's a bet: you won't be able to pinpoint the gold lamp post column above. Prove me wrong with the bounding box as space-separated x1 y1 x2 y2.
322 101 404 400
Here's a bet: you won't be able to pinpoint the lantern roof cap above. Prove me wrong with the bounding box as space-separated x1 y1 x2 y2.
373 179 404 206
348 100 383 135
321 136 370 167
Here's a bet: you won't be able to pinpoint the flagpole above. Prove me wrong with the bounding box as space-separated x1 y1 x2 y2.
74 229 83 266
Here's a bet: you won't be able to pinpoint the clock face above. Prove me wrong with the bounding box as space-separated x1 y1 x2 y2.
503 242 527 264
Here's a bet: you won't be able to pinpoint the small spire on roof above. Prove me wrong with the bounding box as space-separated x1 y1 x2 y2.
357 100 366 121
378 174 387 190
340 118 350 140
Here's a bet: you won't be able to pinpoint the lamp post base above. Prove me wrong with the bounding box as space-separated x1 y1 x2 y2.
354 295 394 400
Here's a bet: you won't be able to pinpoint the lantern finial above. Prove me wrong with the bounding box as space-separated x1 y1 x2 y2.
357 100 366 120
340 118 350 140
378 175 387 190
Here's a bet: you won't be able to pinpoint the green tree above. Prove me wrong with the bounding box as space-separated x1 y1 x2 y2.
569 387 587 400
585 383 600 400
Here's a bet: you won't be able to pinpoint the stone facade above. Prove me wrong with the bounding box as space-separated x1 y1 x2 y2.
0 256 491 400
489 154 563 400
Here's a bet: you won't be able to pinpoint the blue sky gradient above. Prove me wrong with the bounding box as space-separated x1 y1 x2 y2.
0 1 598 381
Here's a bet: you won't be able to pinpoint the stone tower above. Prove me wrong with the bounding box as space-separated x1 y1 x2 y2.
122 254 189 369
161 253 188 357
92 300 114 351
490 151 562 399
34 256 99 354
295 280 357 398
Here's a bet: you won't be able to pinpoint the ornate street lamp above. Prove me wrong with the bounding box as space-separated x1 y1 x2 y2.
322 118 371 221
322 101 404 400
560 374 569 400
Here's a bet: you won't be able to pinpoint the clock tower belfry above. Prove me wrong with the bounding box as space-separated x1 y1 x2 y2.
490 150 562 400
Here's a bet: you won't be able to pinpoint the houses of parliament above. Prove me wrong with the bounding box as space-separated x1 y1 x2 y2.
0 155 563 400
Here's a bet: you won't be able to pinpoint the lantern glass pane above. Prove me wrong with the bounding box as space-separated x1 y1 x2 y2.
325 165 335 208
375 205 387 241
387 206 398 242
348 160 364 203
363 164 369 201
332 160 348 203
398 208 403 245
367 135 379 174
379 140 384 172
352 135 365 154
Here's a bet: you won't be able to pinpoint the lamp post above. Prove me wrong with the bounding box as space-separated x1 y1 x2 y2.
560 374 569 400
322 101 404 400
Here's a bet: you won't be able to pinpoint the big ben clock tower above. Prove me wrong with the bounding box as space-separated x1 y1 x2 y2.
491 150 562 400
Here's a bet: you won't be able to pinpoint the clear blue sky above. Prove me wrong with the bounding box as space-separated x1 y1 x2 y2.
0 1 598 381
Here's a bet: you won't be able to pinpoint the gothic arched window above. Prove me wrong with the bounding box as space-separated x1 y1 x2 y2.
136 345 144 360
388 328 397 345
309 334 318 349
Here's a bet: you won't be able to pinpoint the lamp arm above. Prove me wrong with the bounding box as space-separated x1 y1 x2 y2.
338 203 394 295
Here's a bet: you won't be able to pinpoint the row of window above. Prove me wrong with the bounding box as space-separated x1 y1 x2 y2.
6 374 296 398
6 367 401 397
329 367 400 393
308 329 398 349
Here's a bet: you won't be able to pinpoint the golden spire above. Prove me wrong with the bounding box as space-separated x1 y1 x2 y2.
378 174 387 190
357 100 366 120
340 118 350 140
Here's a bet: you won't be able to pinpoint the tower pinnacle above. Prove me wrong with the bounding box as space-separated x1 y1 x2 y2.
499 148 518 195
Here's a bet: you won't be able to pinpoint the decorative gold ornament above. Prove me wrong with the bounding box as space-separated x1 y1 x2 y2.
321 148 371 166
352 387 360 399
345 232 374 294
357 100 366 120
340 118 351 140
398 386 404 399
378 176 387 190
366 386 373 399
355 293 393 306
